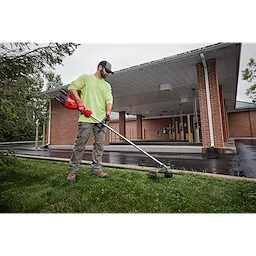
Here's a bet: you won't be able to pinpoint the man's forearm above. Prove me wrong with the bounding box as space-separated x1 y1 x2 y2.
70 89 83 104
106 103 112 113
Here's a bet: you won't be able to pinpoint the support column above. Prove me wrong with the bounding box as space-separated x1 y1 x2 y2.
179 104 184 140
219 85 228 142
172 112 175 139
119 111 126 139
187 114 192 143
225 104 230 139
136 115 142 139
196 59 224 148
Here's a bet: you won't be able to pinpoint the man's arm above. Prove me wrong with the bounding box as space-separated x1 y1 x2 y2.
106 103 112 121
106 103 112 113
69 89 92 117
68 74 87 105
69 89 83 105
69 89 85 112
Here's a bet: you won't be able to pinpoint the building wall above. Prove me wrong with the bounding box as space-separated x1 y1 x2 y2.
109 116 193 142
111 112 256 142
228 110 256 137
50 100 109 146
49 100 256 146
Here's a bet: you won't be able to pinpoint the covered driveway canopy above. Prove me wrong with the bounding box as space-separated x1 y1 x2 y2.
106 43 241 118
46 43 241 119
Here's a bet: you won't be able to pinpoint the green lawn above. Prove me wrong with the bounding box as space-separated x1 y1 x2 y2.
1 157 256 213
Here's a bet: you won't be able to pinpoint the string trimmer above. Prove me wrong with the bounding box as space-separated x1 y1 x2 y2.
54 88 173 178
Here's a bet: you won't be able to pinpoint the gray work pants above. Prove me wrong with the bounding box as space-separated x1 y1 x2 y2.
68 122 106 174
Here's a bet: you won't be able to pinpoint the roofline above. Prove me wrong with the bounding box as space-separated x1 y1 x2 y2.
44 84 69 95
228 108 256 113
236 100 254 104
44 42 241 96
111 42 240 76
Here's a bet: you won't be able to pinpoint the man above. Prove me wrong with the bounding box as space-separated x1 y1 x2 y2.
67 61 114 182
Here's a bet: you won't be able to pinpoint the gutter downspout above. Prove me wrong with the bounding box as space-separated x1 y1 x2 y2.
192 88 200 143
200 53 214 148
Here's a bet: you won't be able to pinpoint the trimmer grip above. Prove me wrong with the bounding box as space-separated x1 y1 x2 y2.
101 115 109 124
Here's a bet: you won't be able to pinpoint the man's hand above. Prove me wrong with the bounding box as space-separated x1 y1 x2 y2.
77 101 85 112
83 109 92 118
106 111 111 122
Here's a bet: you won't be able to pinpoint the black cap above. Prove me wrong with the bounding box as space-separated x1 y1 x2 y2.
98 61 114 74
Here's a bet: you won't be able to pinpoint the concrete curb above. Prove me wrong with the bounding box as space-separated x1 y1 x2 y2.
16 154 256 183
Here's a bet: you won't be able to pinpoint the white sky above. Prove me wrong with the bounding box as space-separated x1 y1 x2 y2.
54 43 256 103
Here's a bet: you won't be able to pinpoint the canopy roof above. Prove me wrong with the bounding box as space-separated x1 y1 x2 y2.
47 43 241 118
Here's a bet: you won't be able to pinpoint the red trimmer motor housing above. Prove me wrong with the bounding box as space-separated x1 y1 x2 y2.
54 89 78 110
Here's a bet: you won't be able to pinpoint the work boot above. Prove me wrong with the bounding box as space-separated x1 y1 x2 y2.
67 171 77 182
90 170 109 178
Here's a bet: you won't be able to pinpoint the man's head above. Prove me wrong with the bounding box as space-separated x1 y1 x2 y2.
98 61 114 79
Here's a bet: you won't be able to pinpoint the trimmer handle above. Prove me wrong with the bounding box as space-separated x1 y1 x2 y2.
100 115 109 125
89 115 109 133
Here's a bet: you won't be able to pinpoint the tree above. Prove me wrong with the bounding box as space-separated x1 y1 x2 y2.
0 43 78 81
242 56 256 103
0 74 45 141
45 71 63 91
0 43 79 142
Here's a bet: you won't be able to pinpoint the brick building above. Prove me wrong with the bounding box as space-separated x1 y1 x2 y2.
45 43 256 154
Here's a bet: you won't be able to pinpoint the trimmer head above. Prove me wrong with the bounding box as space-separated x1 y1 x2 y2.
148 166 173 179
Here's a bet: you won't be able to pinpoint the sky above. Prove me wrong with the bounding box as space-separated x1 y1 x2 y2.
54 43 256 103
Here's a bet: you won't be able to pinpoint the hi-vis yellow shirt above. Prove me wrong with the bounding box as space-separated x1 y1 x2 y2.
68 74 113 123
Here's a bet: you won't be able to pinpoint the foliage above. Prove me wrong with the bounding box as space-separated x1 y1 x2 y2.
0 43 79 142
0 43 78 83
242 57 256 103
44 71 63 91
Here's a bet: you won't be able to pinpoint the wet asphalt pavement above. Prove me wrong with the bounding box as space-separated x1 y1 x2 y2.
1 139 256 178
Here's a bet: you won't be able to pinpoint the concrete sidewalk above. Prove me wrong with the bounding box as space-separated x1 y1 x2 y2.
49 144 204 154
0 141 236 154
49 144 237 154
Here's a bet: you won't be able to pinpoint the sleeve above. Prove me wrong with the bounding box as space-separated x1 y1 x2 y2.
68 74 87 91
105 83 113 105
